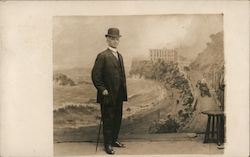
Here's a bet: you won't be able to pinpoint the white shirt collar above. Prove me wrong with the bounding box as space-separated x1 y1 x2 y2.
108 47 119 59
108 47 118 53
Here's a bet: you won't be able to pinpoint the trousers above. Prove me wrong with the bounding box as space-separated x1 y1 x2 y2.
100 87 123 145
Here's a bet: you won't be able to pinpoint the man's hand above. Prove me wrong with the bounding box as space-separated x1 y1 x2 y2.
102 89 109 95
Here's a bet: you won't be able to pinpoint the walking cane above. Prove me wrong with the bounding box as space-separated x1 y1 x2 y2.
96 116 102 152
95 94 113 152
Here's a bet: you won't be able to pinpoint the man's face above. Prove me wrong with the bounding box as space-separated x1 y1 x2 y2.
106 36 120 48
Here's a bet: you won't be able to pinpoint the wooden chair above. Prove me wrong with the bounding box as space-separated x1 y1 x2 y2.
202 110 225 146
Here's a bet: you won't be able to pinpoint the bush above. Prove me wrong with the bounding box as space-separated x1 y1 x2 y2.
156 118 180 133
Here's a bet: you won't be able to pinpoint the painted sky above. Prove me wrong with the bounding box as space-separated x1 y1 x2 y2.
53 15 223 70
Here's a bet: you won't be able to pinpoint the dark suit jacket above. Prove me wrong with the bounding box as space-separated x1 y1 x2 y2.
91 48 127 104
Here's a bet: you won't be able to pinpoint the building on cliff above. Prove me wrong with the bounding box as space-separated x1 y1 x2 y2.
149 48 178 62
149 48 190 70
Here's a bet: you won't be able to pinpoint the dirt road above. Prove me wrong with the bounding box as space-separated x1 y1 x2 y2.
182 70 220 132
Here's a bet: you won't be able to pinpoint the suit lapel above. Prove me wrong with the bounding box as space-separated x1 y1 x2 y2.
107 49 119 70
117 52 124 72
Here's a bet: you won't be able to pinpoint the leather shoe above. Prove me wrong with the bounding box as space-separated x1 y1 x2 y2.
112 141 125 148
104 144 115 155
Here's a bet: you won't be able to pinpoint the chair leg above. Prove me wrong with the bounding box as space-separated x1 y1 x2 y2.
212 115 215 138
217 115 221 146
221 116 225 143
204 115 211 143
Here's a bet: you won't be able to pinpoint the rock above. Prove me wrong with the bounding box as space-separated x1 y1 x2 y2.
187 133 197 138
127 108 131 112
54 73 76 86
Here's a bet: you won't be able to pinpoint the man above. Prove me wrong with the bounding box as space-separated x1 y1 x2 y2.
91 28 127 155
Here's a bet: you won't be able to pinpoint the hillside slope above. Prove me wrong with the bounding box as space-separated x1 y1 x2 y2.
190 31 224 73
181 31 224 132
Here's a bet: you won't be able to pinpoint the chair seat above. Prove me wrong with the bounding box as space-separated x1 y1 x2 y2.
202 110 224 116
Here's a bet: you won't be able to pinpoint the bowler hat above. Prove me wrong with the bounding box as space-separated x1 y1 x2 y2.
105 28 121 38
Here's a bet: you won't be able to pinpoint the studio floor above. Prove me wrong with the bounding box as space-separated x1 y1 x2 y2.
54 133 224 156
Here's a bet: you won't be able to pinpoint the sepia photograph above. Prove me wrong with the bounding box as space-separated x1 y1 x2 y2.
0 1 249 157
53 14 225 155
